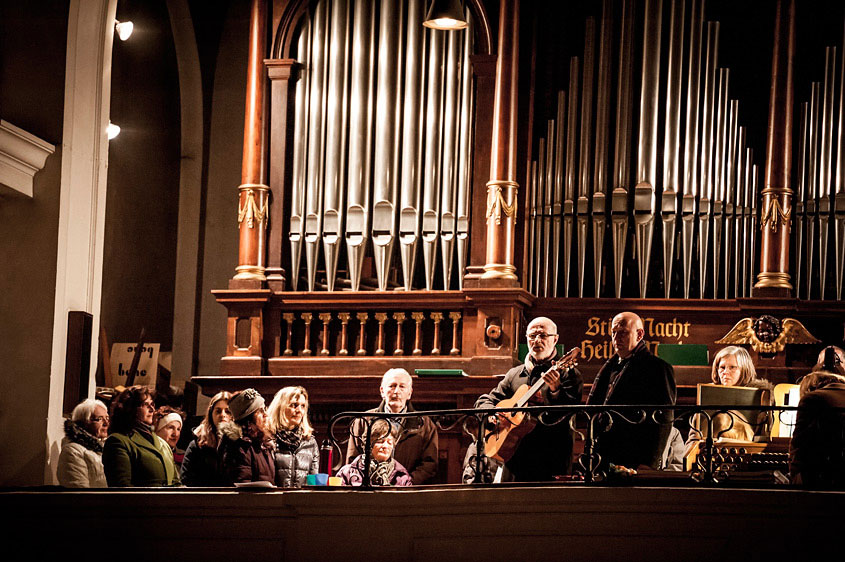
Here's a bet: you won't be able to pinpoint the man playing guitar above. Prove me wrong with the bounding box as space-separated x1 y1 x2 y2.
472 317 582 482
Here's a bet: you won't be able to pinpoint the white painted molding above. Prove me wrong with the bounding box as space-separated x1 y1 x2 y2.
0 119 56 197
46 0 117 485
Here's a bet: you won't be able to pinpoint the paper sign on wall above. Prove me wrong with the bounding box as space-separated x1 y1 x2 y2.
108 343 160 388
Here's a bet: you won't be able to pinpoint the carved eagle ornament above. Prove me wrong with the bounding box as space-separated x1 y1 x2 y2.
715 316 820 354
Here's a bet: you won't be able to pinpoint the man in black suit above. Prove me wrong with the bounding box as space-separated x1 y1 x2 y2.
587 311 677 471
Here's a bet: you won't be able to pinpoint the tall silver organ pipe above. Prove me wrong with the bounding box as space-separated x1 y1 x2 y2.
304 0 330 292
711 67 728 297
563 56 580 297
543 120 555 296
819 47 837 299
612 0 635 298
534 138 546 295
592 0 613 297
682 0 704 299
290 18 312 291
439 30 462 290
795 102 808 298
699 22 719 298
421 28 445 290
398 0 425 291
661 0 685 298
807 82 821 300
322 0 351 291
551 90 567 297
634 0 662 298
577 18 595 298
372 0 402 291
456 14 474 291
345 0 376 292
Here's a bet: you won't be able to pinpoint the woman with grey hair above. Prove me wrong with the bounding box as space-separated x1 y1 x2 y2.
57 398 109 487
336 419 412 487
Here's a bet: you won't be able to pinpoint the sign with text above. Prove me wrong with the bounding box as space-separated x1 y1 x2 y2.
108 343 160 388
577 315 695 363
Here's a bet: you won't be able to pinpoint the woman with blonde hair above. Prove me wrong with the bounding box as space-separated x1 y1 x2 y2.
180 391 231 486
706 346 773 440
267 386 319 488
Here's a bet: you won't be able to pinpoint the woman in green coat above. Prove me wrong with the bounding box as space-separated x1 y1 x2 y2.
103 386 180 487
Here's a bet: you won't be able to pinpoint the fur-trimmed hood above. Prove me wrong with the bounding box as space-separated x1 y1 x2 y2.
63 418 104 453
218 420 245 442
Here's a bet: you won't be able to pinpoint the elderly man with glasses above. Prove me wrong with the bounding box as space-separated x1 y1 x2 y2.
472 317 582 482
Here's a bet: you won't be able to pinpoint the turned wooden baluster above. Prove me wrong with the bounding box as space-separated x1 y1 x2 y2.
375 313 388 356
301 312 313 356
430 312 443 356
282 312 295 356
319 313 332 356
411 312 425 356
449 311 461 356
392 312 406 356
338 312 350 356
355 312 369 356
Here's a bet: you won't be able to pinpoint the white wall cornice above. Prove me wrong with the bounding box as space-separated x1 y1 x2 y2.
0 119 56 197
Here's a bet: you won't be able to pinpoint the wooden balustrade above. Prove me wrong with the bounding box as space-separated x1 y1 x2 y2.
272 309 463 359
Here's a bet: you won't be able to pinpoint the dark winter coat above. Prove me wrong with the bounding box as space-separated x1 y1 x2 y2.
180 438 227 487
475 352 583 481
274 434 319 488
218 421 276 485
789 382 845 489
587 341 677 470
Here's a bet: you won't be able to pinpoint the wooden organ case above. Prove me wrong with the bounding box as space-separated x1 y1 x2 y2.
195 0 845 483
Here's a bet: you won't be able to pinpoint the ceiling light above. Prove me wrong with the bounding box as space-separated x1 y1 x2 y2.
423 0 467 30
107 122 121 140
115 20 134 41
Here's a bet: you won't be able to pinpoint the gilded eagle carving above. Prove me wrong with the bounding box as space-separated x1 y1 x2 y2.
716 315 820 354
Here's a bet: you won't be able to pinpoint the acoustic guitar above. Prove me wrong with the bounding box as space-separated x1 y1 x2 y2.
484 347 580 462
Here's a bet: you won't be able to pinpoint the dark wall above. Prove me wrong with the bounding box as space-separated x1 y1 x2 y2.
0 0 69 485
100 0 182 364
196 0 248 377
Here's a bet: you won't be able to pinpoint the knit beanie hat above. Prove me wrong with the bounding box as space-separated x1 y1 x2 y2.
228 388 264 422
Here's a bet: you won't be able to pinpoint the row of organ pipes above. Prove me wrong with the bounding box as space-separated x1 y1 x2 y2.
528 0 765 299
795 35 845 300
289 0 475 293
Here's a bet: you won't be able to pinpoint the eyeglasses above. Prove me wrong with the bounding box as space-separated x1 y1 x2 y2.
526 332 556 342
91 415 110 423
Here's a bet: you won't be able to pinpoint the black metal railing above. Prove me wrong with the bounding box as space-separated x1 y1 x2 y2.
327 404 813 488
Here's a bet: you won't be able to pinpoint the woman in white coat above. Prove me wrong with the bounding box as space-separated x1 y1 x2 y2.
57 398 110 487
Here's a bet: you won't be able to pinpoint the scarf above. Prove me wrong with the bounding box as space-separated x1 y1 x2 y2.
274 427 302 452
133 420 156 444
368 458 396 486
63 419 104 453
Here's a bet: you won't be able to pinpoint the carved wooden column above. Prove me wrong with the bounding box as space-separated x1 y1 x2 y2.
233 0 270 287
754 0 795 297
481 0 520 283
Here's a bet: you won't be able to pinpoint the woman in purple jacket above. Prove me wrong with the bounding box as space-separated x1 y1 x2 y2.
337 419 412 487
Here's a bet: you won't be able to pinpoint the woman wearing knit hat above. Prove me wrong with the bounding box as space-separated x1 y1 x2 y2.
218 388 276 485
267 386 319 488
